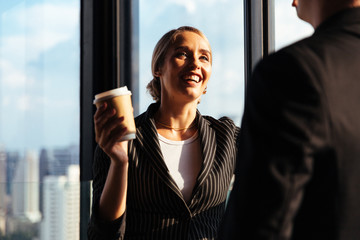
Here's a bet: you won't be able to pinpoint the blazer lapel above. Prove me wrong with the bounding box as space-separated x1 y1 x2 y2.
136 104 184 200
191 112 217 195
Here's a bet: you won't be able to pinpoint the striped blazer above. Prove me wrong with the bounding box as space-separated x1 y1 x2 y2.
88 103 240 240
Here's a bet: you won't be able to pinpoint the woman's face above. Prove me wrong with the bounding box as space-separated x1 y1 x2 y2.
157 31 212 105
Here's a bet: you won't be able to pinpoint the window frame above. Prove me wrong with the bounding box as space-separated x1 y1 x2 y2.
244 0 275 91
80 0 139 238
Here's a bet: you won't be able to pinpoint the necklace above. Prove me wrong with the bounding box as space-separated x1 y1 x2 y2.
156 120 196 131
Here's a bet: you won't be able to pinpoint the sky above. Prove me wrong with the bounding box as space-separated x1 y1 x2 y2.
0 0 313 152
0 0 80 151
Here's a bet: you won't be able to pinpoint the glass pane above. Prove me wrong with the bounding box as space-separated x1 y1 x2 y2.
0 1 80 239
275 0 314 50
139 0 245 125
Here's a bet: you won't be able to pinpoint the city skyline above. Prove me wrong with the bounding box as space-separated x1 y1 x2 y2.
0 144 80 238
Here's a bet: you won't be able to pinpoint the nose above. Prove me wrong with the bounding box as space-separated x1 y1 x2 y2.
292 0 297 7
189 56 200 69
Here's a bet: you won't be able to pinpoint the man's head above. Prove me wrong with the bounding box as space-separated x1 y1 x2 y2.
292 0 312 24
292 0 360 28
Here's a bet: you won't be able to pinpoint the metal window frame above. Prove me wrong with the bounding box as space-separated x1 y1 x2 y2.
80 0 139 239
244 0 274 91
81 0 139 179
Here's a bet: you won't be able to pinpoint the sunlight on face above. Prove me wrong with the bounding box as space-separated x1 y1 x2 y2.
158 31 212 104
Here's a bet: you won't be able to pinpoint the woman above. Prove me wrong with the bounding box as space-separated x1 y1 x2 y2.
88 26 240 240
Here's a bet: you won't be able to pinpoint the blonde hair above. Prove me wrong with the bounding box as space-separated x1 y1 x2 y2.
146 26 211 102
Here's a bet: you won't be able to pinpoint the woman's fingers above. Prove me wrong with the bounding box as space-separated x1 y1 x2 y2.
94 101 107 118
98 117 125 144
94 103 122 142
93 102 129 163
95 103 116 130
99 126 128 151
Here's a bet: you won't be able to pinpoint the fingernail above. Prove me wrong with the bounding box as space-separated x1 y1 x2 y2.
98 103 105 109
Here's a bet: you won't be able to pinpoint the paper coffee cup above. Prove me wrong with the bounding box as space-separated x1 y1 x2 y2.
93 86 136 141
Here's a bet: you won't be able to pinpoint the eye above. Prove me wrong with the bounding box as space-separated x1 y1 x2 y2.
200 55 210 62
175 51 187 59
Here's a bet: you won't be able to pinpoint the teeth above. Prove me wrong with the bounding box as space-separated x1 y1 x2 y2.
184 75 200 82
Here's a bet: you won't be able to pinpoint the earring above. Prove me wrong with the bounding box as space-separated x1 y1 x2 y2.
203 87 207 94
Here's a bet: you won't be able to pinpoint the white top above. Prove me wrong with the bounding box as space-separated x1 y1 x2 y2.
158 131 202 203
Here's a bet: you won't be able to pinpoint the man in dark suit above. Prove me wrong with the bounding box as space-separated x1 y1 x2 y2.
218 0 360 239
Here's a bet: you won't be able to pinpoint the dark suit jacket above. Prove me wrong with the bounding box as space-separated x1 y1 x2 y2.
218 7 360 240
88 103 240 240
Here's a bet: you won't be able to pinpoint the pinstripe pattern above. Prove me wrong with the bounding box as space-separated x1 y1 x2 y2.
88 103 240 240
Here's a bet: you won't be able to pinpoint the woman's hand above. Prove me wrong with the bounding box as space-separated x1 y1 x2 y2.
94 102 129 165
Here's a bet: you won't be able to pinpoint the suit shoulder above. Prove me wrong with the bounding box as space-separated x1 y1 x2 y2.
202 115 235 125
202 115 240 133
254 35 323 82
134 111 148 127
262 39 310 65
262 33 327 64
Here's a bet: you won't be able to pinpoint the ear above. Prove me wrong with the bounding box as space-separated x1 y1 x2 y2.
154 70 161 77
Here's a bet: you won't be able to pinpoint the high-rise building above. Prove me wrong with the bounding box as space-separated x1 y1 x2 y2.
11 150 41 223
39 148 52 214
38 145 79 214
39 148 51 182
0 144 7 235
5 152 20 196
47 145 79 176
40 165 80 240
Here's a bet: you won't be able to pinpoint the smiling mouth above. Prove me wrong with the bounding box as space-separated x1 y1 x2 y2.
183 74 201 83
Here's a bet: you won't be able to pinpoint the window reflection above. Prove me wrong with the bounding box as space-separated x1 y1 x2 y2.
0 1 80 239
139 0 245 125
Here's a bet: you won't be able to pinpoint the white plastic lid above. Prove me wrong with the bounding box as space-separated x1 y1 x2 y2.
119 133 136 141
93 86 131 104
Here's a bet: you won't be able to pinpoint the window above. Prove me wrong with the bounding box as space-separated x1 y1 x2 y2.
275 0 313 50
139 0 245 124
0 1 80 239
